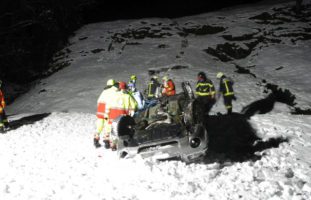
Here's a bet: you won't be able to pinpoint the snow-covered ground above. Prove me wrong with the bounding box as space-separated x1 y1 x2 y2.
1 0 311 199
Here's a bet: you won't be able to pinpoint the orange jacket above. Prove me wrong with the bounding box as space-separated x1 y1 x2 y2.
96 86 118 119
162 79 176 96
0 90 5 108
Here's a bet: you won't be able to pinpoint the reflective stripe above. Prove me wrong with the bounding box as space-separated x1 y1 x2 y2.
196 81 216 96
148 83 154 97
196 83 213 88
96 112 106 119
97 103 106 119
224 92 234 96
195 91 216 96
224 80 234 96
225 105 232 109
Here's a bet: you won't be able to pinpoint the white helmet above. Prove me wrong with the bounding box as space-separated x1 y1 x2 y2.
216 72 224 79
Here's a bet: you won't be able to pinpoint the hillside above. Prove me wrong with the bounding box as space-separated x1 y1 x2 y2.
1 0 311 199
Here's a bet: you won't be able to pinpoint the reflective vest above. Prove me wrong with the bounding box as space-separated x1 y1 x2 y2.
219 77 234 96
162 79 176 96
195 79 216 97
147 78 161 99
106 90 138 124
96 86 118 119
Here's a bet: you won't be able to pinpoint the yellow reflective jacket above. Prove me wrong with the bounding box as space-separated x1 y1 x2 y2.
106 90 138 121
96 86 118 119
195 79 216 97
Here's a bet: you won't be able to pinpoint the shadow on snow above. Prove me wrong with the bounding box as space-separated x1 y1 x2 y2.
7 113 51 131
200 94 288 164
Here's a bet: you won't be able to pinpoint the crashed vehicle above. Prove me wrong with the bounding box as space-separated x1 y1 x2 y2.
111 82 208 162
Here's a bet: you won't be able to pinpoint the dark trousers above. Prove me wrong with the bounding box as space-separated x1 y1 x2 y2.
196 97 216 122
224 96 233 114
0 110 8 128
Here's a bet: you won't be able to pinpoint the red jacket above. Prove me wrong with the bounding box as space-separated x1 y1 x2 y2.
162 79 176 96
0 90 5 108
0 90 5 113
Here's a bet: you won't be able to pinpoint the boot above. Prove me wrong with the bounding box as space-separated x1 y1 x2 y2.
111 145 117 151
4 121 9 129
103 140 110 149
93 138 101 148
110 142 117 151
0 126 5 134
227 108 232 115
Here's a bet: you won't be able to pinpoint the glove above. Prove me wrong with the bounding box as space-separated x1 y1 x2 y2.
233 95 237 101
93 137 101 148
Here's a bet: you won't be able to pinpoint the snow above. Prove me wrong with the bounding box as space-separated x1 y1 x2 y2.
2 0 311 199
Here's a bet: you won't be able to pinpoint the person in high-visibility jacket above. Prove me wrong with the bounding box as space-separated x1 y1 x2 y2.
107 82 138 150
94 79 119 148
146 76 161 100
128 74 137 92
195 72 216 120
216 72 236 114
128 75 145 110
0 80 9 133
162 76 176 97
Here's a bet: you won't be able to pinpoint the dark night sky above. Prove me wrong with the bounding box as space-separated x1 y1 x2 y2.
82 0 264 22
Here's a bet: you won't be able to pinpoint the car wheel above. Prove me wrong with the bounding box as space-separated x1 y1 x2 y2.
113 115 136 137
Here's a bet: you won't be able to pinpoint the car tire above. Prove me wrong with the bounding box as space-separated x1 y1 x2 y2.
113 115 136 137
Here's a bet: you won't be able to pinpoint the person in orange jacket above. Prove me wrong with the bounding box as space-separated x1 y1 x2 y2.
94 79 119 148
161 76 176 97
0 80 9 133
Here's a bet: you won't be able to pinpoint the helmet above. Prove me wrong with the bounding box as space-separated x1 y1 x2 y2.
162 76 168 81
216 72 224 79
119 81 127 90
197 72 207 80
130 75 137 81
198 71 206 78
107 79 115 86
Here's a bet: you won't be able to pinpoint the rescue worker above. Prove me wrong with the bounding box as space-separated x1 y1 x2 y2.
0 80 9 133
195 72 216 120
146 75 161 100
94 79 119 148
128 77 145 111
108 82 138 150
128 75 137 92
162 76 176 97
216 72 235 114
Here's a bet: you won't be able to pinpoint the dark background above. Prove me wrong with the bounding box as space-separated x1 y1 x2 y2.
81 0 263 22
0 0 269 102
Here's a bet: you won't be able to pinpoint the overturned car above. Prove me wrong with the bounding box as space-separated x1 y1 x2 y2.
111 82 208 162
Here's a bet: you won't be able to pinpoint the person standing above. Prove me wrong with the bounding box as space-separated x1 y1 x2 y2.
107 82 138 150
216 72 235 114
146 75 161 100
195 72 216 120
0 80 9 133
94 79 119 148
128 75 137 92
162 76 176 97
